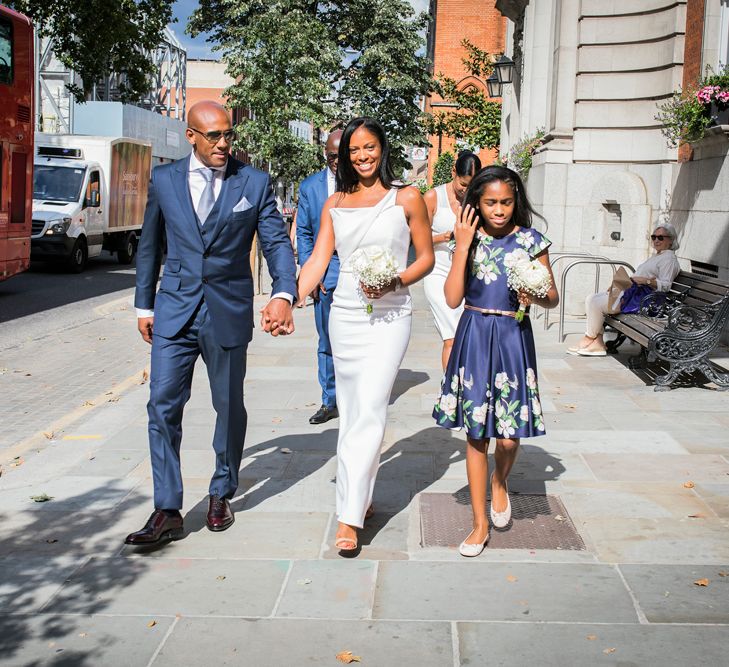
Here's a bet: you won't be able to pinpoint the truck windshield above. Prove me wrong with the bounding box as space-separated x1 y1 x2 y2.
33 165 86 203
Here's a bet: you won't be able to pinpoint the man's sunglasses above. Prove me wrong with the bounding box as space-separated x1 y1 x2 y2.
650 234 669 241
326 152 339 163
189 127 237 144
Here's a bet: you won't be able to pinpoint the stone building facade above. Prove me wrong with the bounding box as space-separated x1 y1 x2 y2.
496 0 729 317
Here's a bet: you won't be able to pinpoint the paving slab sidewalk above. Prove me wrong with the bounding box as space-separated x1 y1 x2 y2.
1 286 728 666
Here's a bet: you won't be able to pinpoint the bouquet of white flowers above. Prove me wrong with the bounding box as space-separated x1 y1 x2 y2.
348 245 400 313
504 249 552 322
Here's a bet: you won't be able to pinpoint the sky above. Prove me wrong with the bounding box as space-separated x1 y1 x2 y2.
170 0 431 60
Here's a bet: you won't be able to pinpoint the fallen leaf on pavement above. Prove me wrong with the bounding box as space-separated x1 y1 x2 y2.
554 515 566 522
603 648 616 655
683 481 695 488
280 447 292 454
82 401 94 407
30 493 53 502
563 404 577 410
11 457 24 467
506 574 518 582
147 620 157 628
586 635 597 641
718 571 728 577
336 651 361 664
107 395 120 403
141 370 149 384
297 578 312 585
78 633 87 638
272 417 282 423
216 575 226 581
694 578 709 586
46 539 58 544
43 431 55 440
688 513 706 518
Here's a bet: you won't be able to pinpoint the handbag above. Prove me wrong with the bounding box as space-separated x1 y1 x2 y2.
606 266 632 314
620 283 654 314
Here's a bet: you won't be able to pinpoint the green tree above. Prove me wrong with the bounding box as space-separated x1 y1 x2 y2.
10 0 174 103
190 0 433 184
425 39 502 151
432 151 454 187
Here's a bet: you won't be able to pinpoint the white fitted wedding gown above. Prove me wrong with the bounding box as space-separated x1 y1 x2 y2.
328 188 412 528
423 184 463 339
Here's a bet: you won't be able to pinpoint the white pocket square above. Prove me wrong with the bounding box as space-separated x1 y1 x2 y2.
232 196 253 213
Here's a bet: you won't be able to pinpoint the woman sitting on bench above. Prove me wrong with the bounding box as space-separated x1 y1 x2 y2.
568 223 681 357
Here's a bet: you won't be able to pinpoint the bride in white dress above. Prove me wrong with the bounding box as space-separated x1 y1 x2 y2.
423 151 481 369
297 117 434 553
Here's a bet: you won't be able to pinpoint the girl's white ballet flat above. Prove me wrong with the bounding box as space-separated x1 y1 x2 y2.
490 475 512 529
459 530 490 557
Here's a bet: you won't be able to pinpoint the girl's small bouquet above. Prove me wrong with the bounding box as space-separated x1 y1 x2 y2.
504 249 552 322
349 245 399 314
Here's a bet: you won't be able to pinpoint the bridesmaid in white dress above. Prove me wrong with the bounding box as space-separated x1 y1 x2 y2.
297 117 434 553
423 151 481 369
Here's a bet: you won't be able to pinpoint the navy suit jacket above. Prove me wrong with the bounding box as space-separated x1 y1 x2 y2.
296 168 339 290
135 155 297 347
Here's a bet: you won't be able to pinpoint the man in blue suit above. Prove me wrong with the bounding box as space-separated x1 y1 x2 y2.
125 101 297 546
296 130 342 424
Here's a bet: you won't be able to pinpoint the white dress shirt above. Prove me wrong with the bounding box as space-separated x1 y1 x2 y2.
136 151 293 318
327 167 336 197
634 249 681 291
188 150 225 217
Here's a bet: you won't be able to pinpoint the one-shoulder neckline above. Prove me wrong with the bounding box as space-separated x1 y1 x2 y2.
332 188 396 211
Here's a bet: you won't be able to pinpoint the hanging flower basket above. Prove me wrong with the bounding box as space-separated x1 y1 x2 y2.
657 67 729 146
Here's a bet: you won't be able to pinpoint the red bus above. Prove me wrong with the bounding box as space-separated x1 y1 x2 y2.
0 5 33 281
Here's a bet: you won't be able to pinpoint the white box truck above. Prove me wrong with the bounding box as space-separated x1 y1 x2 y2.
30 134 152 272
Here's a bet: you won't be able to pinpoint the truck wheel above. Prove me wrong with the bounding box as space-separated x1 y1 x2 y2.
68 237 88 273
117 233 137 265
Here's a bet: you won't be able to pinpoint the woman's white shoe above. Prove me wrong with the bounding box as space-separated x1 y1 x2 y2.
490 474 512 529
458 529 490 557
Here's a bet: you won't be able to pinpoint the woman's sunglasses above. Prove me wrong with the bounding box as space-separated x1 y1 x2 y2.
650 234 668 241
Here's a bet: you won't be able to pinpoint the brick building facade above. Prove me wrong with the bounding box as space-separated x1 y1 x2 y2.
425 0 507 181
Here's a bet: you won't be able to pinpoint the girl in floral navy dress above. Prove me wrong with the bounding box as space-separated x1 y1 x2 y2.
432 166 559 557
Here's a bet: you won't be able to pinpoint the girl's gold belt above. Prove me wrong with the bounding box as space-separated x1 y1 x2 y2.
464 304 525 319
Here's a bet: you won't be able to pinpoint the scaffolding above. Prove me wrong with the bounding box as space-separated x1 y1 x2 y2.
35 26 187 133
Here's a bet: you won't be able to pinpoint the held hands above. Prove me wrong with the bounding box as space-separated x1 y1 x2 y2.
260 298 295 336
138 317 154 345
453 204 478 252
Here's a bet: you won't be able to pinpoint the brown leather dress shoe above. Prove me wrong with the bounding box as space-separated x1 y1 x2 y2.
124 509 184 546
207 495 234 532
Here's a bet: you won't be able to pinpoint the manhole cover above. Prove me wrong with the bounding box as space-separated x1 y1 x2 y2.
420 491 585 550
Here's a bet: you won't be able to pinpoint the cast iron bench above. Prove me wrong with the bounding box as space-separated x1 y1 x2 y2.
604 271 729 391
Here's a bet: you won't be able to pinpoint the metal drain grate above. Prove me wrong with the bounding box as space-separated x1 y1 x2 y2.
420 491 586 551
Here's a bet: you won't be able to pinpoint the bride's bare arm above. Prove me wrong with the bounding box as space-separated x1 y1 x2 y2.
398 186 434 286
296 199 336 302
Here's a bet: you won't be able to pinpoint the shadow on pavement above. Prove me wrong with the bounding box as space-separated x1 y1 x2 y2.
178 430 338 530
358 427 464 546
0 484 149 666
389 368 430 404
0 256 137 324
